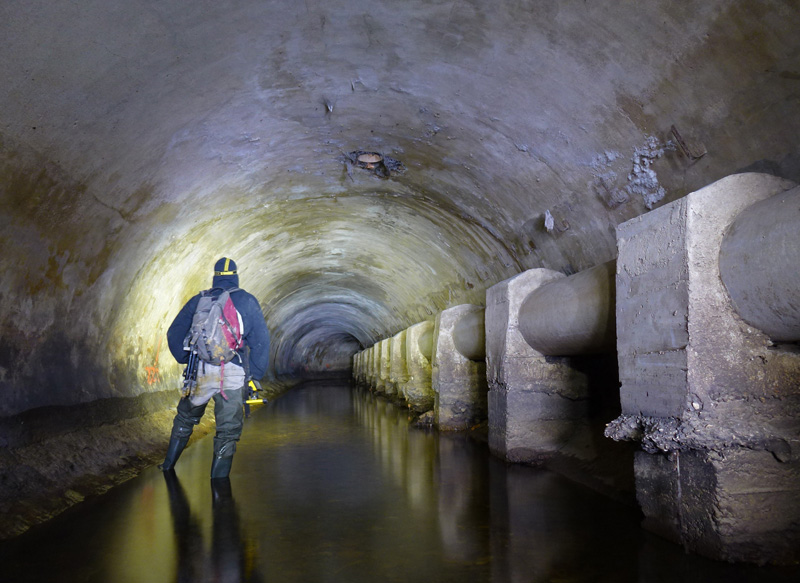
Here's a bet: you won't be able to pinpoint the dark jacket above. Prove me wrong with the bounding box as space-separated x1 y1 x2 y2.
167 273 271 379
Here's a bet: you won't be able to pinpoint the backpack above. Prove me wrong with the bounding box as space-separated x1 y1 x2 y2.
187 288 243 365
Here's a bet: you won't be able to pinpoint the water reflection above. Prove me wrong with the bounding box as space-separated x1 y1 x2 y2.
1 381 799 582
353 391 490 565
163 472 263 583
350 385 800 583
163 471 204 582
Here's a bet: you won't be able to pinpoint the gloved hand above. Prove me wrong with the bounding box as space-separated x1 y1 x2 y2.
248 379 262 394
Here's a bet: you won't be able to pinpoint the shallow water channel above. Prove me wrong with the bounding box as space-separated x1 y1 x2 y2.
2 381 798 583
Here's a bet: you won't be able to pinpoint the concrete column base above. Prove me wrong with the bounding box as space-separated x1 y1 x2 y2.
486 269 594 462
388 330 408 403
608 172 800 565
368 345 379 390
378 338 394 397
432 305 488 430
488 362 589 463
373 339 388 394
354 351 368 386
403 321 435 412
635 449 800 565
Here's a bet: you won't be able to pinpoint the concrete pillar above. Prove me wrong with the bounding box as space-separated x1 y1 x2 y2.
352 351 361 384
374 344 383 391
381 336 397 397
370 341 380 392
377 338 392 395
358 350 367 385
486 268 592 462
369 345 379 390
360 350 368 385
389 330 409 402
403 321 435 412
605 173 800 565
432 305 488 430
360 348 367 386
358 349 369 385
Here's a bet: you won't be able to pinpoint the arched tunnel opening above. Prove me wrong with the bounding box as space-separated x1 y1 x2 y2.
1 0 800 578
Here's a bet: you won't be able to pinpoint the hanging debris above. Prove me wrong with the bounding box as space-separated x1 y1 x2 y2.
625 136 675 209
544 209 555 232
670 125 707 161
590 150 629 209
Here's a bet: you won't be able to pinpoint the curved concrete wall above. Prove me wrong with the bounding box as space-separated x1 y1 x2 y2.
2 0 800 554
2 1 800 419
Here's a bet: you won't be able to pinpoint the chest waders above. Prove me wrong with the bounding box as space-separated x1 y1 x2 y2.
161 355 250 479
210 346 252 478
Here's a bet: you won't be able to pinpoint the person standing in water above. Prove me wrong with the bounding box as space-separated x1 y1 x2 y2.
161 257 270 478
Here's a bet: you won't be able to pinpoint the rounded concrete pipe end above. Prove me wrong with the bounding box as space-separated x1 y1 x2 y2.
719 185 800 342
453 308 486 361
518 260 616 356
417 327 434 362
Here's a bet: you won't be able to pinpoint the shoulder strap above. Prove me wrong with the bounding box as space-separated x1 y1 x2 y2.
205 286 240 297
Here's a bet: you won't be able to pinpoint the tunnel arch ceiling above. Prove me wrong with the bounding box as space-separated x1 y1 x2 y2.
118 192 521 379
1 1 799 402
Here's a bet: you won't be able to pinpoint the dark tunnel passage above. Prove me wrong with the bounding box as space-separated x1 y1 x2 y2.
1 0 800 573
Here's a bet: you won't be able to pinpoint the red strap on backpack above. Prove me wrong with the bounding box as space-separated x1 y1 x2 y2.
218 294 243 400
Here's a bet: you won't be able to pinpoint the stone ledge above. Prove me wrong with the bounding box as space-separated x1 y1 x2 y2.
0 390 210 541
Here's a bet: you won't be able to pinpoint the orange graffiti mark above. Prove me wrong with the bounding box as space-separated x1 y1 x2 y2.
145 366 161 385
146 336 162 385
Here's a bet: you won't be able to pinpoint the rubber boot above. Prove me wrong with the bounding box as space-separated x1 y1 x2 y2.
210 454 234 479
159 436 189 471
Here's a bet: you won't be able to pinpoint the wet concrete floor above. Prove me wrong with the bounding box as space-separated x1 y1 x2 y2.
2 380 799 582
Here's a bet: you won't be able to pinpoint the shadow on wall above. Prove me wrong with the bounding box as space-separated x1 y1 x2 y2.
0 332 111 418
737 154 800 183
0 389 200 540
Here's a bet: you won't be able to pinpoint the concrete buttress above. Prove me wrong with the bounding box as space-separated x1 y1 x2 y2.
403 321 435 413
432 305 488 430
389 330 409 402
606 172 800 565
486 268 594 463
377 339 392 395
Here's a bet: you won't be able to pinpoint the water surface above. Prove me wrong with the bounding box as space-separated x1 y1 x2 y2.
2 381 798 582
